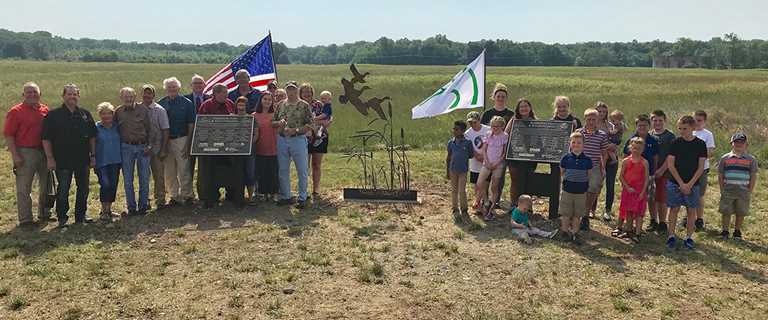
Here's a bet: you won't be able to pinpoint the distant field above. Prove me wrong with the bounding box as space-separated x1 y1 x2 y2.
2 61 768 158
0 62 767 319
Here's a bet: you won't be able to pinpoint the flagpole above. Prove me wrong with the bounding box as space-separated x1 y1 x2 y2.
269 30 278 82
482 49 487 113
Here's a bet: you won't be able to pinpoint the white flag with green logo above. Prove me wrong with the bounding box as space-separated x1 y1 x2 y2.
411 50 485 119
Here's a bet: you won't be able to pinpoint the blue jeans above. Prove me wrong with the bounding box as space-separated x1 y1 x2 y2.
277 135 309 201
95 164 121 203
604 161 619 212
55 166 90 223
121 143 150 211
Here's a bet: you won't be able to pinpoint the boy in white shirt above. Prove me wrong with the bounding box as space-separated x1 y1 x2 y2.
691 110 715 231
464 111 491 213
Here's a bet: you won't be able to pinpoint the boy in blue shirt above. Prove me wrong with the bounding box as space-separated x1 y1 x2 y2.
511 195 558 244
559 132 593 244
446 120 474 222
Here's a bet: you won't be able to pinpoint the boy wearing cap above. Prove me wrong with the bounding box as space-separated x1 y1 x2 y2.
718 133 758 240
464 111 490 213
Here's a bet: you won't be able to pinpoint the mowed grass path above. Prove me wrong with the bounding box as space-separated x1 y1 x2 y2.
0 62 766 319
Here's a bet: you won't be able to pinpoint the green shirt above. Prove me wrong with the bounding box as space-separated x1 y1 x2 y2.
273 100 312 132
511 208 530 227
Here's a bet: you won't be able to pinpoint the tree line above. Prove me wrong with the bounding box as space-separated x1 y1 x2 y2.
1 29 766 68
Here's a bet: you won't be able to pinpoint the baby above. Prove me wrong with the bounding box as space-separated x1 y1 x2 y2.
311 91 333 147
607 110 628 162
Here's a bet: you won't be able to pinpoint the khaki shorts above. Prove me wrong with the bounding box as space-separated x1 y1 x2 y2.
559 191 586 218
719 195 751 217
588 168 604 194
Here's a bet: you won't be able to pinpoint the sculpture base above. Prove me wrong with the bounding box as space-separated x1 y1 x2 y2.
343 188 419 204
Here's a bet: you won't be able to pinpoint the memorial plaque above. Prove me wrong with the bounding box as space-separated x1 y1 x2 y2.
190 115 254 156
505 120 573 163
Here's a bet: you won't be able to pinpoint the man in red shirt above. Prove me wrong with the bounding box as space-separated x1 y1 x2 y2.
4 82 51 227
196 84 243 209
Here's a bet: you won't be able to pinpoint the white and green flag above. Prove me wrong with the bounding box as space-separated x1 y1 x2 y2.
411 50 485 119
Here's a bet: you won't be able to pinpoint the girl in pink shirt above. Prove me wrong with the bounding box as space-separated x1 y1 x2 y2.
476 116 509 220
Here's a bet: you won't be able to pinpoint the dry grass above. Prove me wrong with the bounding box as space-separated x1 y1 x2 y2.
0 63 767 319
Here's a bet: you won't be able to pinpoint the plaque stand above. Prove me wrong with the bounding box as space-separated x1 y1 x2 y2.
521 164 561 219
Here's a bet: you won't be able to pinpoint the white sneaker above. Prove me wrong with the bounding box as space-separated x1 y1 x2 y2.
602 211 612 221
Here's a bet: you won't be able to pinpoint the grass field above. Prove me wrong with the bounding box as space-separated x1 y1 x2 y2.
0 61 767 319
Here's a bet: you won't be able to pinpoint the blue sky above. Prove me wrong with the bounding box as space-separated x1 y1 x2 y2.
1 0 766 47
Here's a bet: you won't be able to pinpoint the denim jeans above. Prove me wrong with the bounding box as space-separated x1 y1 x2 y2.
604 161 619 212
95 164 121 203
121 143 150 211
55 166 90 223
277 135 309 201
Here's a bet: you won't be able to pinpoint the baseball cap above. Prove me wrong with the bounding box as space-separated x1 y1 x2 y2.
730 132 747 143
284 81 298 89
466 111 481 122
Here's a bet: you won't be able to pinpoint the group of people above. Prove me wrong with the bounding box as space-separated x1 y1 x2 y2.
447 83 758 249
5 70 334 228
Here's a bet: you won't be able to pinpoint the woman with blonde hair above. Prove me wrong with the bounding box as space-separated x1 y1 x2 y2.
94 102 122 221
479 83 514 208
552 96 582 130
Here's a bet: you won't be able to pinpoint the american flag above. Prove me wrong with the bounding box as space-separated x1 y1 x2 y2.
203 34 277 94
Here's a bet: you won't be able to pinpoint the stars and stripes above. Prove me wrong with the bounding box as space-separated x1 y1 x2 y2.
203 34 277 95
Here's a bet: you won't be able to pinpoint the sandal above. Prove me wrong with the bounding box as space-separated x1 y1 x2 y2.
611 229 623 237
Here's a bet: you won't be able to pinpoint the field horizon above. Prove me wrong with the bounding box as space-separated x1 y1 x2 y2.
0 62 767 319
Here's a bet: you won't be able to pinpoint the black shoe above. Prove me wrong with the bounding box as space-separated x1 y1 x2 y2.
571 234 583 245
128 209 138 216
492 202 502 210
184 198 196 206
694 218 704 232
657 222 668 234
720 230 730 240
136 209 148 216
646 220 658 232
18 221 37 229
579 216 590 231
168 199 180 207
277 198 293 206
733 229 742 240
294 200 307 209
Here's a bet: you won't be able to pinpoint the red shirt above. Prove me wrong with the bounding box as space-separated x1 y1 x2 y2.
198 98 234 115
4 103 49 148
253 111 277 156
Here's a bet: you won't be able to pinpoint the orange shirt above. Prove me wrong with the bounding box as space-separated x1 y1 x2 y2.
3 103 49 148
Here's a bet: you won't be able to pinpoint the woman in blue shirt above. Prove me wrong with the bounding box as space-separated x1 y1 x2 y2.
95 102 123 221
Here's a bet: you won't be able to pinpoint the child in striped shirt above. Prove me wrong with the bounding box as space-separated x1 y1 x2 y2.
718 133 758 240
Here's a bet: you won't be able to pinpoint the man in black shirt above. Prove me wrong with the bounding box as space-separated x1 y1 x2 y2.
42 84 97 227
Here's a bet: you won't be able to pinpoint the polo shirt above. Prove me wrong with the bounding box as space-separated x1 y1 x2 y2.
158 95 195 138
576 127 609 166
228 88 261 114
42 105 97 169
447 136 474 173
718 152 758 197
560 151 593 194
622 133 659 174
199 98 235 115
114 103 150 144
3 103 49 148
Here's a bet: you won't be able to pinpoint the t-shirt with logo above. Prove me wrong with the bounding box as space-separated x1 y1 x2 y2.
717 152 758 198
480 108 514 126
650 129 675 167
464 124 490 173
